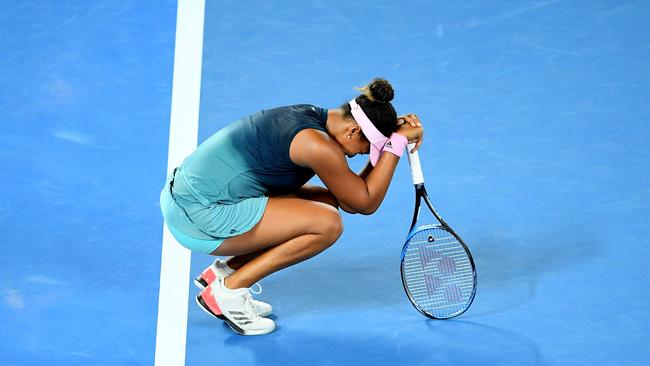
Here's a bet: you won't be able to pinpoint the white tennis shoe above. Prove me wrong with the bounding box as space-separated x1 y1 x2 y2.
196 277 275 336
194 259 272 317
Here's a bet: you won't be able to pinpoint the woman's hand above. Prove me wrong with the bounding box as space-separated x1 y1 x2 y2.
396 113 424 152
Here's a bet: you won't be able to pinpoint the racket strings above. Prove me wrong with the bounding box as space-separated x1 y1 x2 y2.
402 226 474 318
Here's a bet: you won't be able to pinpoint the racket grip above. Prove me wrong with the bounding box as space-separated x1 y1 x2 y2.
406 143 425 185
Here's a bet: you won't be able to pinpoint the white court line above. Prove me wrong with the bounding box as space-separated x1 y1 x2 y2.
154 1 205 366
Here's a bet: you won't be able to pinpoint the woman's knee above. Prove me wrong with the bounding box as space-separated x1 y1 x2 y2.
317 209 344 244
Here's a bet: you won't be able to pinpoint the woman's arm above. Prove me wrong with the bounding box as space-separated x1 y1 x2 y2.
309 140 399 214
291 124 422 215
289 129 396 214
358 161 374 180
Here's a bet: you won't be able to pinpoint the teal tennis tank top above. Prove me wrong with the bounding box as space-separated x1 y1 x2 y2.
174 104 328 205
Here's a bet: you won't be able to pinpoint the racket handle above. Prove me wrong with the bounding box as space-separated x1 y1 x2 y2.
406 143 425 185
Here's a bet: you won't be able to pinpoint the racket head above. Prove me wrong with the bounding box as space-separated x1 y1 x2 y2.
400 224 477 319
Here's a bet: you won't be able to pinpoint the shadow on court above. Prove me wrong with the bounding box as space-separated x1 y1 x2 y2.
246 250 406 314
197 319 544 366
469 226 602 317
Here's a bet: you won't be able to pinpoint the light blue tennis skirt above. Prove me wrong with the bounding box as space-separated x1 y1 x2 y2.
159 169 268 254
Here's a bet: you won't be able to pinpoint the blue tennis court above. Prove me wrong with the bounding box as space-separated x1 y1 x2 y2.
2 1 649 365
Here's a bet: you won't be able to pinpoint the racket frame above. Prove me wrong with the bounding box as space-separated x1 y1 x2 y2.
400 182 477 319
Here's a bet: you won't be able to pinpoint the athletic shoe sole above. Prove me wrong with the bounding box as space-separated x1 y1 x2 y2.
195 294 273 336
194 276 209 289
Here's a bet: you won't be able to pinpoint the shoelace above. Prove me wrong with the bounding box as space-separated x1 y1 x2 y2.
250 282 262 295
242 293 261 320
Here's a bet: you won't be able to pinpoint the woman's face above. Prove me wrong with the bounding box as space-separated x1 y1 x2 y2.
341 124 371 158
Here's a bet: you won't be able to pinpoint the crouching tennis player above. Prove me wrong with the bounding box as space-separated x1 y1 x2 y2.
160 78 423 335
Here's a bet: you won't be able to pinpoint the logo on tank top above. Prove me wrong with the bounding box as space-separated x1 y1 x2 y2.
385 140 393 148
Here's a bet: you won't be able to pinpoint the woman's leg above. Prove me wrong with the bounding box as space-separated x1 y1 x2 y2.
212 193 343 289
222 249 266 270
219 185 339 271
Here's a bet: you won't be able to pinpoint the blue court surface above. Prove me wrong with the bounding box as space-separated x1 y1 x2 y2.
2 1 649 365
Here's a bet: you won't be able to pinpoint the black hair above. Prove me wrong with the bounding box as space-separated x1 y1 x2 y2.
341 78 398 137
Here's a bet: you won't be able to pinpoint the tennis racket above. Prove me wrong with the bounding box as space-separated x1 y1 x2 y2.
401 143 477 319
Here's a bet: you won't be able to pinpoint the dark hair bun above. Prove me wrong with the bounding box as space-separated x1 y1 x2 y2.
368 78 394 104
